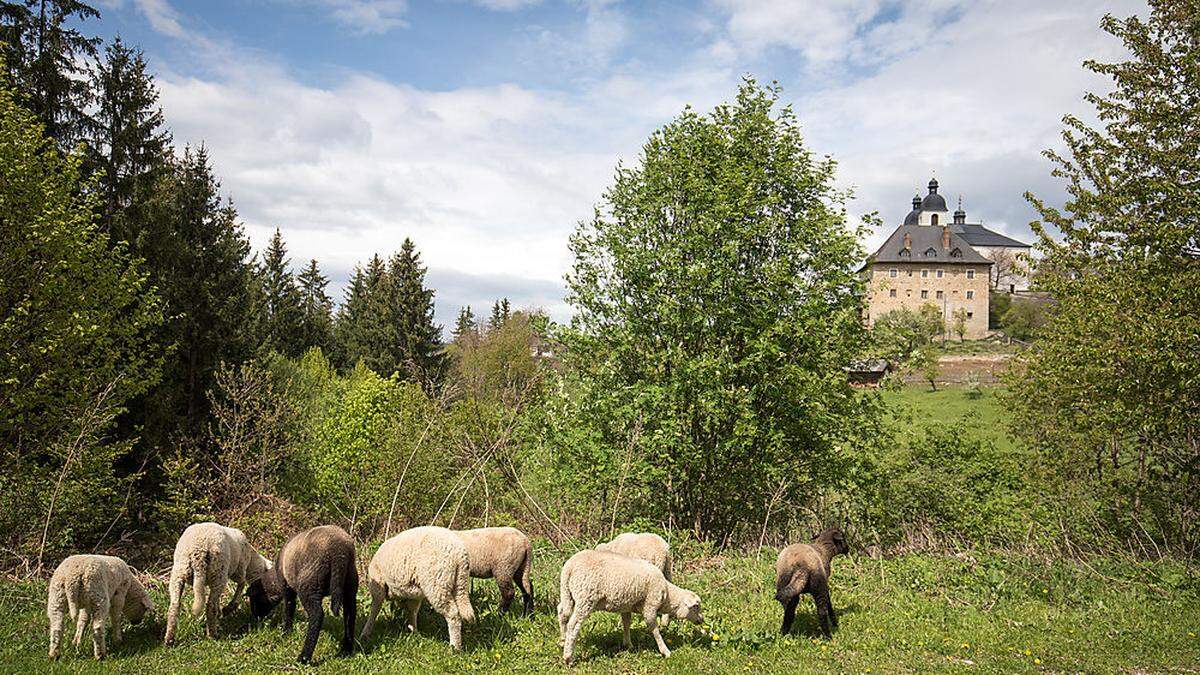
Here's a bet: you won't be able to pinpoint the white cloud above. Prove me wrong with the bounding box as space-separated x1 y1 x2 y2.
134 0 187 38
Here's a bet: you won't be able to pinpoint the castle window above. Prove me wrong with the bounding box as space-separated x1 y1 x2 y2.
921 269 929 278
951 248 962 257
936 290 944 299
966 290 974 299
889 289 896 298
925 248 937 257
889 268 898 278
921 290 928 299
967 269 975 279
931 214 939 226
967 312 974 319
936 269 944 278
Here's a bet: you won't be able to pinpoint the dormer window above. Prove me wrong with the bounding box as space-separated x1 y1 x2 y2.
950 248 962 257
924 248 937 257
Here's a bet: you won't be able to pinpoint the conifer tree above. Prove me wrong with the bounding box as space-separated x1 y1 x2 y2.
297 258 334 356
452 305 478 345
388 238 445 384
257 228 305 357
488 297 510 332
83 36 171 237
0 0 101 145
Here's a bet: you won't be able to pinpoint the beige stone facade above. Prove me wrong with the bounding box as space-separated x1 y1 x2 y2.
863 261 991 339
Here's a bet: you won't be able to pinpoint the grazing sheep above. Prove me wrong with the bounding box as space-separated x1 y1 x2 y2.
454 526 534 614
775 526 849 638
557 550 703 664
47 554 152 660
163 522 271 645
596 532 672 581
359 526 476 651
247 525 357 663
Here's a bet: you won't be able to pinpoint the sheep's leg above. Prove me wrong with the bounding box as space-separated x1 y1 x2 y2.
164 573 185 645
780 596 799 635
91 596 110 660
405 598 421 632
298 595 324 664
812 582 833 638
48 612 65 659
621 612 632 650
644 609 671 658
359 579 384 642
561 606 589 665
282 587 297 633
223 580 244 616
446 614 463 651
109 594 125 646
205 584 221 639
340 585 356 656
497 578 516 614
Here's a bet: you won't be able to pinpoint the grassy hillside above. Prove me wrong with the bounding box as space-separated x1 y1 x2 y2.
881 385 1016 453
1 550 1196 673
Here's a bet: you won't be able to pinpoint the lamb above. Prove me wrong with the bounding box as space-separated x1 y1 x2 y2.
454 526 534 614
359 525 476 651
246 525 357 663
775 526 849 638
557 549 703 664
163 521 271 645
596 532 672 581
47 554 152 660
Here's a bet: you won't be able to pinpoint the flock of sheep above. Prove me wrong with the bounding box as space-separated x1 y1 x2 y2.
45 521 849 664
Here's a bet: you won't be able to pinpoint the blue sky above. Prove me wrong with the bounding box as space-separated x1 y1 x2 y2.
91 0 1145 327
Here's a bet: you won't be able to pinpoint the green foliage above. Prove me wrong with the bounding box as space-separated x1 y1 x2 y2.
1011 0 1200 554
988 289 1012 329
872 304 942 362
255 228 305 358
999 297 1046 341
951 307 969 342
0 80 163 569
560 79 882 540
296 258 334 356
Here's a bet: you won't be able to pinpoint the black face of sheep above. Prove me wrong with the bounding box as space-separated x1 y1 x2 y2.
247 573 284 619
812 527 849 556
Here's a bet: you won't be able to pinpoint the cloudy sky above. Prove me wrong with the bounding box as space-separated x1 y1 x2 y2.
91 0 1144 327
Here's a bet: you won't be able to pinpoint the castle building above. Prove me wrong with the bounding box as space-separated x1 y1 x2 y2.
861 179 998 339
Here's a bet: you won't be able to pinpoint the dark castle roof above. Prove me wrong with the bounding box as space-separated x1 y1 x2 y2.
949 222 1031 248
867 224 992 266
921 178 948 211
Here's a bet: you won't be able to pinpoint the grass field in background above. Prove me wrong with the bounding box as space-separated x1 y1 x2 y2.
880 384 1016 453
1 550 1196 673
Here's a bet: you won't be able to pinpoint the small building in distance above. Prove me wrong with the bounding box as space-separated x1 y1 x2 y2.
861 179 993 339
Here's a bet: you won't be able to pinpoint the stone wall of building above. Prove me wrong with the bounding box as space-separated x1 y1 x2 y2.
864 261 991 339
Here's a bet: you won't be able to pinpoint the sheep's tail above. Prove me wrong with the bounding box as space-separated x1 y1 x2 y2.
191 549 210 616
775 569 804 603
453 553 475 624
557 561 574 619
63 573 82 622
519 541 534 612
329 557 347 617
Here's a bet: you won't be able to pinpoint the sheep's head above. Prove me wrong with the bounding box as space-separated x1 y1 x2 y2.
812 527 849 556
248 553 273 582
672 588 704 624
125 580 153 625
247 568 284 619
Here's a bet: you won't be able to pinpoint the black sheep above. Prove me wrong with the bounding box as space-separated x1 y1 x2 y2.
774 527 849 638
247 525 358 663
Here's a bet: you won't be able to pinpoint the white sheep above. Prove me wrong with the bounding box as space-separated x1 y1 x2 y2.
454 526 534 613
596 532 672 580
163 521 271 645
47 554 152 660
359 526 476 651
557 549 703 664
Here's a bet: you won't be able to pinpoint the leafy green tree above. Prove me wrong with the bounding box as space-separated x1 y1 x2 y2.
1000 298 1046 341
951 307 969 342
1010 0 1200 549
0 80 163 565
872 304 942 362
0 0 100 145
988 290 1011 330
256 228 305 357
82 36 171 235
561 79 881 539
297 258 334 356
910 347 940 392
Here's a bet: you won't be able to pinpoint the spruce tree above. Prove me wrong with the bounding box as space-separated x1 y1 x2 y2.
297 258 334 356
452 305 478 344
83 36 171 238
257 227 305 357
488 297 511 332
335 265 370 370
388 238 445 384
0 0 101 145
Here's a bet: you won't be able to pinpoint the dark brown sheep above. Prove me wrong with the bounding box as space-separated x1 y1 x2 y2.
774 527 848 638
247 525 358 663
